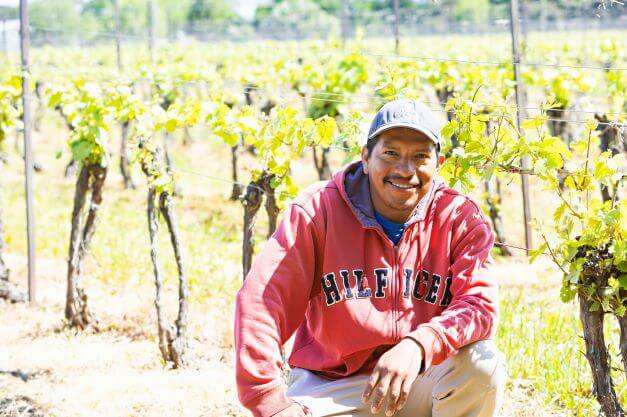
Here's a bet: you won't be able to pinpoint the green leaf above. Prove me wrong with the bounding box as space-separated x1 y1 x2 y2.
570 139 588 155
70 139 93 163
521 117 544 130
593 160 613 180
553 202 567 223
315 116 337 147
165 118 178 133
441 120 458 140
566 269 580 284
560 284 576 302
528 243 548 263
284 175 298 197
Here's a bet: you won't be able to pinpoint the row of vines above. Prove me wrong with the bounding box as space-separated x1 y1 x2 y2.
0 35 625 414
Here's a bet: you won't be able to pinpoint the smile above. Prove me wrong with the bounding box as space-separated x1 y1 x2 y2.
387 181 418 190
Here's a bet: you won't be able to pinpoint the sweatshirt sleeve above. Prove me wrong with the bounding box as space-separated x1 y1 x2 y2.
234 203 319 417
403 201 498 373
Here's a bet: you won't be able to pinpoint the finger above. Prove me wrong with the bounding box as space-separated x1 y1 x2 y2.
370 374 391 415
395 377 413 412
385 376 403 417
301 403 313 417
362 369 380 403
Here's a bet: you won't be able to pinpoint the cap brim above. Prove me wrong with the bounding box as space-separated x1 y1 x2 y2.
368 123 439 144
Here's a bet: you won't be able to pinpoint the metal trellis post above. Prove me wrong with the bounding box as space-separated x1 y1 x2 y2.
19 0 36 304
509 0 533 251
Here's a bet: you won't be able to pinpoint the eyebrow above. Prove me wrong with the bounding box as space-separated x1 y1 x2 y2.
380 142 433 152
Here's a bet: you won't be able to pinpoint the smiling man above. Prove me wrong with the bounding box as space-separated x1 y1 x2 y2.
235 99 506 417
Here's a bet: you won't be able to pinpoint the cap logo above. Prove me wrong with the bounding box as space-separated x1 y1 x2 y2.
393 104 416 119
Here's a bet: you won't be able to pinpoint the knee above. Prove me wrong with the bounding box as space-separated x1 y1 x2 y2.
456 340 507 392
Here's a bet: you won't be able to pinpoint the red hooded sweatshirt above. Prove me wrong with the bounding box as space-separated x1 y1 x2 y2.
234 161 498 417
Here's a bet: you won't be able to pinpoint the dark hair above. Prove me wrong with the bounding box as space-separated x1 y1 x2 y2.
365 135 440 156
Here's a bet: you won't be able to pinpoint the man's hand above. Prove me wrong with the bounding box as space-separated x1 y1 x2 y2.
361 338 423 416
273 401 313 417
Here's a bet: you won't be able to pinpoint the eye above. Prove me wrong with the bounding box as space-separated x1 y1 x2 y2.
383 150 398 156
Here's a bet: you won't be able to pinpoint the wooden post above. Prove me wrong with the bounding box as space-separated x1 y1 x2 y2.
340 0 348 48
509 0 532 251
147 0 155 63
1 19 7 59
520 0 529 41
539 0 547 31
19 0 36 304
393 0 400 55
113 0 122 71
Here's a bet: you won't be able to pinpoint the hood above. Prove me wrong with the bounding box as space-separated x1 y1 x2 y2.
332 161 444 229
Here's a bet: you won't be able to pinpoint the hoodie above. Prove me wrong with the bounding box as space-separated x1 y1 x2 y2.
234 161 498 417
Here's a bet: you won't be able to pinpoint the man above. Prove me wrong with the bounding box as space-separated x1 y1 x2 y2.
235 99 507 417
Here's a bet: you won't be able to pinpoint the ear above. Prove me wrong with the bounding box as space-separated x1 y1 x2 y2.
437 153 446 168
361 146 370 174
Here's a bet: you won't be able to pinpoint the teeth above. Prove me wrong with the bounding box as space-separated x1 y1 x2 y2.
389 181 415 189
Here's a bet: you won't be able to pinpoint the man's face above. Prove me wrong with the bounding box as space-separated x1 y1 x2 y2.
362 127 445 223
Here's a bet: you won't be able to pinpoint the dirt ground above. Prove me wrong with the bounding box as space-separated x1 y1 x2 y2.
0 248 571 417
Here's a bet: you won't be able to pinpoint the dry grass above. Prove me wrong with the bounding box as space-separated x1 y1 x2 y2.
0 249 569 417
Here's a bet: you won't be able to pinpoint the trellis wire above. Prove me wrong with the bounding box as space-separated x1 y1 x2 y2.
17 26 627 73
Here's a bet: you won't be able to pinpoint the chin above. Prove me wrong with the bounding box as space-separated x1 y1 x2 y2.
387 202 418 215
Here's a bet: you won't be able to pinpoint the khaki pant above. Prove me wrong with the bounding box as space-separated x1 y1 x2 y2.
286 340 507 417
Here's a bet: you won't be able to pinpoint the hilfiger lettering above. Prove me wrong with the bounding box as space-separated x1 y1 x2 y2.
321 267 453 307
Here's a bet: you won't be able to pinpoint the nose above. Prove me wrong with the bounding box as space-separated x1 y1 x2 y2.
394 156 415 177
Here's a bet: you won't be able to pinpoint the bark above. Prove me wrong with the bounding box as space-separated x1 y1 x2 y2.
162 132 182 197
65 159 78 178
182 127 193 147
547 107 570 190
596 114 623 203
65 164 106 329
547 107 569 143
147 187 173 363
260 99 276 116
77 165 106 264
260 174 279 239
55 108 77 178
437 87 459 152
33 81 45 133
159 191 190 368
313 147 332 180
243 83 255 106
0 279 27 303
436 88 455 121
618 311 627 382
230 145 241 201
242 177 264 279
120 121 135 189
483 178 511 256
142 145 190 368
579 291 624 417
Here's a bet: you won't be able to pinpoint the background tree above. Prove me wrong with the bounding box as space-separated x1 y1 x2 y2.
254 0 340 37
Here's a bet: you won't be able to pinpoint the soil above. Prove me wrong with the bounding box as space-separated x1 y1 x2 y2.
0 251 567 417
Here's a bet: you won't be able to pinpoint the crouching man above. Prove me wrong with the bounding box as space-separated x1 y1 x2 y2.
235 99 507 417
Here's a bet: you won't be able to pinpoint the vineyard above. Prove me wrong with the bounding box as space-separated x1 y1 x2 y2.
0 27 626 417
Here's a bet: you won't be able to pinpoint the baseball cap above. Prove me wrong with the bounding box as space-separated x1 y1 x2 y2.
365 99 442 148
